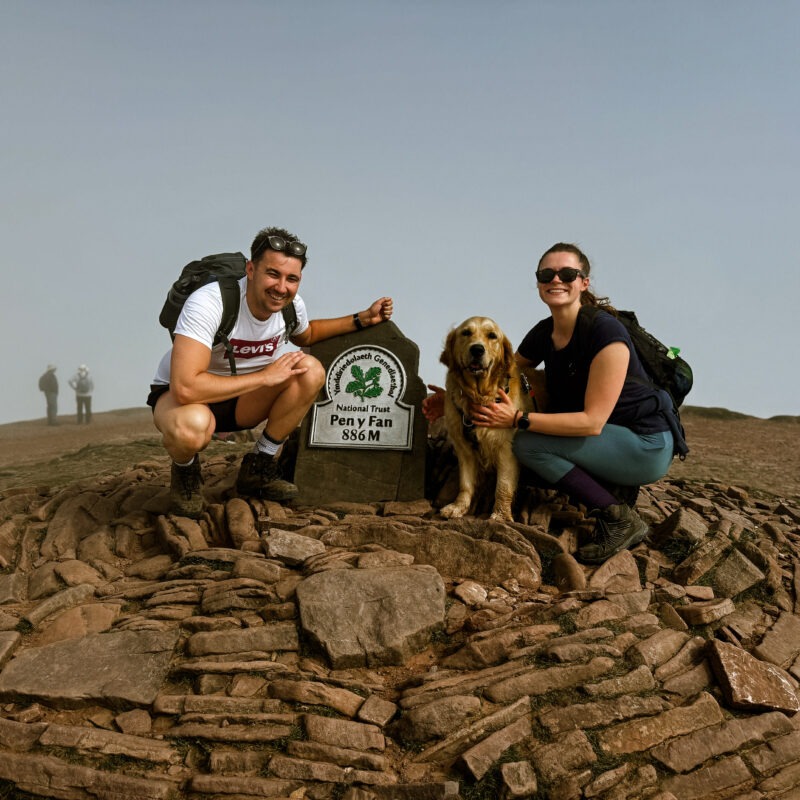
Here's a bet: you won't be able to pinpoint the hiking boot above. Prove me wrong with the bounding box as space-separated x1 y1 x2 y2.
169 457 204 519
576 503 649 565
236 452 298 501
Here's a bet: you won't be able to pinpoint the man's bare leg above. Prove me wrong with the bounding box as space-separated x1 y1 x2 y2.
153 394 215 518
154 394 216 462
234 356 326 500
235 355 325 436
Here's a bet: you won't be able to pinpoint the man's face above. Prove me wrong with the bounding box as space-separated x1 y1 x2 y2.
245 249 303 320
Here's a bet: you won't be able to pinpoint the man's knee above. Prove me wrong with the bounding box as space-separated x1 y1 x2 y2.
158 402 215 452
299 355 325 393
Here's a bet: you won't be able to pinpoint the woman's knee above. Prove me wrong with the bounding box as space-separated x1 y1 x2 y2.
513 433 573 483
513 433 536 466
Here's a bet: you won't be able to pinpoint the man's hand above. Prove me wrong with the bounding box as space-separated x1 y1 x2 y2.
295 297 395 347
362 297 393 326
422 384 446 422
260 351 309 386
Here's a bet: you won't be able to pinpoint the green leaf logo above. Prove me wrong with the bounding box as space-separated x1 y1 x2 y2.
346 365 383 401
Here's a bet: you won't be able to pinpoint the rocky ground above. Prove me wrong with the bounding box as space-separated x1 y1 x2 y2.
0 407 798 799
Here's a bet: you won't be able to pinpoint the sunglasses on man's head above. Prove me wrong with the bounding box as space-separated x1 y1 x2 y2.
536 267 586 284
253 235 307 261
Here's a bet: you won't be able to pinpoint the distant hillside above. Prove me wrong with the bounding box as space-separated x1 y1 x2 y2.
682 405 800 423
3 404 798 431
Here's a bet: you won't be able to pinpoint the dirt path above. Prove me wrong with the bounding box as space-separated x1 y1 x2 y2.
0 408 158 466
0 408 162 491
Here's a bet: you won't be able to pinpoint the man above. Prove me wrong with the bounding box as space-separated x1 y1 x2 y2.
38 364 59 425
68 364 94 423
148 226 393 517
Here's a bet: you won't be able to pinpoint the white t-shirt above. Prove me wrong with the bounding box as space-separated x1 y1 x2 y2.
152 276 310 385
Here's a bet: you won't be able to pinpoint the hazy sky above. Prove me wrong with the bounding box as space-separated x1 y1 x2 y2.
2 1 798 425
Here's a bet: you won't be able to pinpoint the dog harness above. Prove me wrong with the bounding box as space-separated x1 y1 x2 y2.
459 371 542 447
460 375 516 448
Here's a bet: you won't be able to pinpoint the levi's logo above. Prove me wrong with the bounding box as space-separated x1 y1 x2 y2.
228 336 281 358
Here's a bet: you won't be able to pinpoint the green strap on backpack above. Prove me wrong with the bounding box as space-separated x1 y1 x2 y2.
158 252 298 375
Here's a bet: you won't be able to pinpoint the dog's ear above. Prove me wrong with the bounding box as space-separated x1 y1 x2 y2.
440 329 456 368
501 333 516 373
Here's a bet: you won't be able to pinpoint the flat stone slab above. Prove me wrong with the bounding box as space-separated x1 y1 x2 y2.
596 692 724 755
710 548 765 598
264 528 326 565
296 566 445 669
708 640 800 714
321 522 541 589
186 622 298 657
0 751 178 800
753 612 800 669
650 710 793 773
0 630 179 709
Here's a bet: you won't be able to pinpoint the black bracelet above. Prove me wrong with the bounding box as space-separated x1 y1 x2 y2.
353 312 364 330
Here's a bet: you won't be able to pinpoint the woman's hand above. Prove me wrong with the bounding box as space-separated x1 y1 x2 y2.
470 388 518 429
422 384 445 422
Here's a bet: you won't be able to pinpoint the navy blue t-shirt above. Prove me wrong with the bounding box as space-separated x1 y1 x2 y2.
517 307 669 435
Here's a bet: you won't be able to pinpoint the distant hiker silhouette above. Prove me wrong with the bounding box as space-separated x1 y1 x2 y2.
38 364 59 426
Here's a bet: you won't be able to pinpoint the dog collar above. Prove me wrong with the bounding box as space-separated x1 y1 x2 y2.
461 413 479 447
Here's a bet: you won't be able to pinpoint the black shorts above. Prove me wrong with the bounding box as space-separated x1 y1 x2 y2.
146 384 247 433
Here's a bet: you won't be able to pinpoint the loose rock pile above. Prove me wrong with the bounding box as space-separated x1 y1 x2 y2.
0 443 798 800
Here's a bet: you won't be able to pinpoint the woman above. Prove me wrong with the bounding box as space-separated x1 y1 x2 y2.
426 242 674 564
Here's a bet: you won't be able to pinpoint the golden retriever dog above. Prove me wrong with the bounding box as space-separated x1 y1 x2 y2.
439 316 534 522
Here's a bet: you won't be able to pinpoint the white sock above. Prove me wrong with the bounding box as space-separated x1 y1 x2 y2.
254 434 282 456
174 456 196 467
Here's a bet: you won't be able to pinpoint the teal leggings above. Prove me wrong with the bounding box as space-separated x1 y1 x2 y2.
512 424 673 486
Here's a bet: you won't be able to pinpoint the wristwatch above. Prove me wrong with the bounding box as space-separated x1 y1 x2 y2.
516 412 530 431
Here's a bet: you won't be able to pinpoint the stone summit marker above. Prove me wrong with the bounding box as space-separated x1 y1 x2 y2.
291 321 427 505
309 344 413 450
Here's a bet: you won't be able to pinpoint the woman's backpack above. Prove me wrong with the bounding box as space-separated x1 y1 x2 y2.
581 306 691 459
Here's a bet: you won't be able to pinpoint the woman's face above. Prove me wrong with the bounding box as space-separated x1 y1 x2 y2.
536 251 590 309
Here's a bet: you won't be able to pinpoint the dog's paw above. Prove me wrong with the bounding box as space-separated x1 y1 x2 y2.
490 508 514 523
440 502 468 519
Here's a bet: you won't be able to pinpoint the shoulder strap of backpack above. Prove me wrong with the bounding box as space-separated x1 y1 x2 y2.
578 305 601 325
281 301 298 343
574 304 601 354
216 276 242 375
214 284 299 374
577 306 664 405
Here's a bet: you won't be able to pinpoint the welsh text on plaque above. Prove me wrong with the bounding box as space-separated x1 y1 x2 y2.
309 345 413 450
